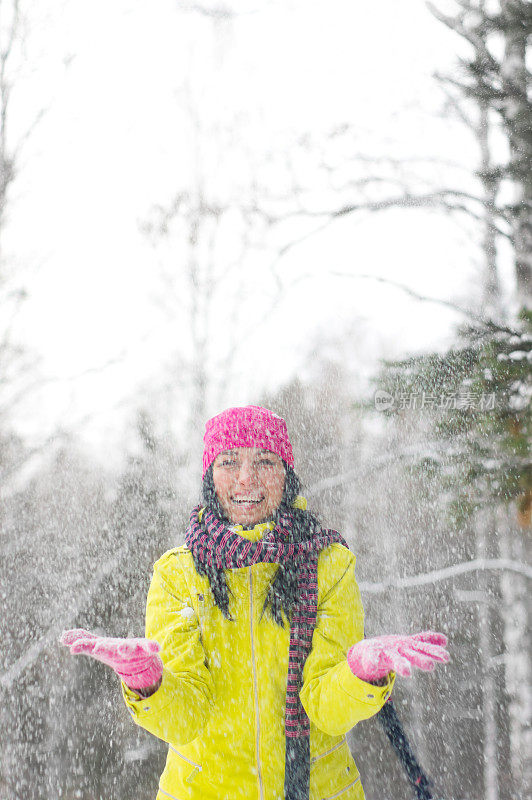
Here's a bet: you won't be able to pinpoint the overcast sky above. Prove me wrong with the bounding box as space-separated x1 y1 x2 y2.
5 0 515 461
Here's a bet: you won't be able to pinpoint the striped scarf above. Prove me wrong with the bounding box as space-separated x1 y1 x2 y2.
184 504 348 800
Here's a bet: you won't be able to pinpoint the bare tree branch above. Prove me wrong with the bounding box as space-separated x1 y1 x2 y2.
326 271 511 328
266 188 513 226
359 558 532 594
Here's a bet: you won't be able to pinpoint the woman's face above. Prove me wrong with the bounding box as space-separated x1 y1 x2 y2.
212 447 286 526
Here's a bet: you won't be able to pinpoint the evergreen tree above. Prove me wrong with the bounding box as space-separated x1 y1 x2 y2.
374 311 531 528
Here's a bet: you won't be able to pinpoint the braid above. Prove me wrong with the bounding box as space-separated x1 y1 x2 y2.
195 462 321 625
188 465 233 619
201 463 228 521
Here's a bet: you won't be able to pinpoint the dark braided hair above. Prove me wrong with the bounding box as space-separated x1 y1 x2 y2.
196 461 321 625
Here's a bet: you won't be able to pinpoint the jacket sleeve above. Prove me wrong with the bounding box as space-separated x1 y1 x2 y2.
121 551 215 746
300 546 395 736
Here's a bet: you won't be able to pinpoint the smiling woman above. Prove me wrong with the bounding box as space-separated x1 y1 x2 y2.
60 405 449 800
211 447 286 525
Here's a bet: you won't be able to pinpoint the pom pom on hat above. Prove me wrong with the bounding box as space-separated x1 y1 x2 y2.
202 405 294 477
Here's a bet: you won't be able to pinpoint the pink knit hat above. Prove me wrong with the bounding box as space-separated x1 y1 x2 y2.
202 405 294 477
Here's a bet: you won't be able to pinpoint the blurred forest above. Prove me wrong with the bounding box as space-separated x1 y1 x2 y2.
0 2 530 800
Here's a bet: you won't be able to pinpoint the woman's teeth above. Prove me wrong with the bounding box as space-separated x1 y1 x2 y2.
232 498 263 504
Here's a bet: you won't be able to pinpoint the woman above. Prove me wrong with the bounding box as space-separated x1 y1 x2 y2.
62 405 449 800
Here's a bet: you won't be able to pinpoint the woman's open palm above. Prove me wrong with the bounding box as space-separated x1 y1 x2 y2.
60 628 162 691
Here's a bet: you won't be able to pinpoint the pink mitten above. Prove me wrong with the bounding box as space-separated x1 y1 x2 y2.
60 628 163 691
347 631 449 682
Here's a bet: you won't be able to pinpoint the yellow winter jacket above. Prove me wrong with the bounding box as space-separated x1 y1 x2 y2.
122 512 395 800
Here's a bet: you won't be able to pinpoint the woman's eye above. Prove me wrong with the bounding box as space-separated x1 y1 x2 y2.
257 459 274 467
221 460 237 467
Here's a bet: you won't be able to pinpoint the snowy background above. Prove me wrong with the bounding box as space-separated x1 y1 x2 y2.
7 0 506 458
1 1 530 799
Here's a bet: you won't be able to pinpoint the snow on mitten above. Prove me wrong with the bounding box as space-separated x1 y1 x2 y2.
347 631 449 682
60 628 163 691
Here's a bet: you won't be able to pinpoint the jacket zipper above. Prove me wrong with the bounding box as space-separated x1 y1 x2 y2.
158 789 184 800
321 776 360 800
311 738 347 764
249 568 265 800
169 745 202 782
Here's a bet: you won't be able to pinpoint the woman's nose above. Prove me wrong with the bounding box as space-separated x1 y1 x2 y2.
236 462 254 484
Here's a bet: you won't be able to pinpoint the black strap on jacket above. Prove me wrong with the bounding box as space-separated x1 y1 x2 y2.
376 699 434 800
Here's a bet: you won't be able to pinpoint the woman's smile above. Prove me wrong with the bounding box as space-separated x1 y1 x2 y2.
231 495 264 504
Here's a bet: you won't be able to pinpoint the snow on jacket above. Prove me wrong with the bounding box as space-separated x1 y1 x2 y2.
122 518 395 800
